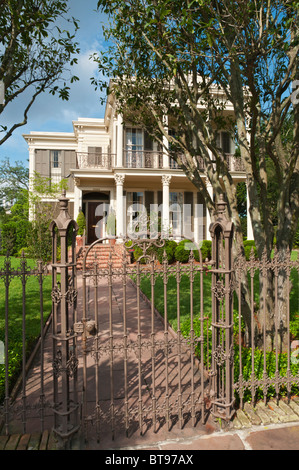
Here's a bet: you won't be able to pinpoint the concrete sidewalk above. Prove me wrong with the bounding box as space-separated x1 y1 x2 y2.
100 421 299 451
1 420 299 450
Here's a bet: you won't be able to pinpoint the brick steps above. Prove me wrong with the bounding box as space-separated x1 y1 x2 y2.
0 430 59 450
76 244 130 270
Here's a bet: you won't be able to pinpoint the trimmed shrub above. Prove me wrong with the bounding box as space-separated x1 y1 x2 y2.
175 239 199 263
243 239 255 247
200 240 212 261
244 244 258 260
76 211 86 236
0 219 32 255
156 240 177 264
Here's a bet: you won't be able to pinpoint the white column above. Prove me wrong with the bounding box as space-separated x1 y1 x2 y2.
193 191 199 244
247 184 254 240
115 174 125 239
116 113 124 168
162 115 169 169
73 178 82 221
28 145 35 221
206 181 213 241
162 175 171 237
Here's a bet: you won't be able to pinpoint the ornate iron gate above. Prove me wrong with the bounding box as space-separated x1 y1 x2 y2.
49 191 235 443
73 195 234 441
79 239 208 441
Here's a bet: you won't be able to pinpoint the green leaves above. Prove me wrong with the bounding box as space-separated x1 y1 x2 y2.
0 0 80 145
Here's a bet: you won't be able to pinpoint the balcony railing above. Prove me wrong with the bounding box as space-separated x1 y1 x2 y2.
123 150 163 169
76 151 245 173
76 152 114 170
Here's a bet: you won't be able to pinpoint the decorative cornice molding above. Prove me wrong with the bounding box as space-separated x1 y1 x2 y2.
114 173 125 185
162 174 172 186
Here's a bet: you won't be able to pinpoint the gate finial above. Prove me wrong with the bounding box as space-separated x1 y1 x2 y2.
216 194 227 217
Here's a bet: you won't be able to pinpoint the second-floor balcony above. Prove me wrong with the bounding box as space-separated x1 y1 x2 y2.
76 151 245 172
124 150 163 169
77 152 113 170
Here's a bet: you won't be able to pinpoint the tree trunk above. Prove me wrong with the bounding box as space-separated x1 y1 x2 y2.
256 249 290 353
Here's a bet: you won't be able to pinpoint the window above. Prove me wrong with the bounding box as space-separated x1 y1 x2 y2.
50 150 61 168
170 192 183 237
50 150 61 185
216 132 231 154
127 191 145 237
125 128 143 167
125 128 157 168
222 132 231 154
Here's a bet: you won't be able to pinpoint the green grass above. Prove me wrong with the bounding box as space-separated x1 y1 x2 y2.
0 256 53 403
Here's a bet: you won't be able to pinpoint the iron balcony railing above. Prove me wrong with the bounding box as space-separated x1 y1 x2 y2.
76 152 114 170
76 151 245 172
123 150 164 169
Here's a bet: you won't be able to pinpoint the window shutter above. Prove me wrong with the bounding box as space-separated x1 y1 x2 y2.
35 150 50 185
63 150 76 191
145 191 154 215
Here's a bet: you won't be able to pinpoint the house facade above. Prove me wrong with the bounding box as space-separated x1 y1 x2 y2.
23 92 252 245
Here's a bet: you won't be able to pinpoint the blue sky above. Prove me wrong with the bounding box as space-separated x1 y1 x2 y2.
0 0 108 166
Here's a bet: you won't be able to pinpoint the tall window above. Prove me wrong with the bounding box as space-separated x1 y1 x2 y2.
222 132 231 154
125 128 143 167
51 150 60 168
50 150 61 185
216 132 231 154
127 191 145 237
125 128 156 168
169 192 183 237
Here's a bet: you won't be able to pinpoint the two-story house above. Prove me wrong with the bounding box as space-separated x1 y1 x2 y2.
23 89 252 246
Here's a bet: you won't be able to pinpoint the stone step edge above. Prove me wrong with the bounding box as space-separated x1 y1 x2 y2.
232 397 299 429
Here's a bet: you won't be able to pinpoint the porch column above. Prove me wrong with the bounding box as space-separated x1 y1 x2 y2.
162 175 171 237
162 115 169 169
246 184 254 240
116 113 124 168
193 191 199 244
115 173 125 239
73 178 82 221
28 145 35 221
206 181 213 241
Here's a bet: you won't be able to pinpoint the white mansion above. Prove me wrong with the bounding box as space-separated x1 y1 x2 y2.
24 91 252 245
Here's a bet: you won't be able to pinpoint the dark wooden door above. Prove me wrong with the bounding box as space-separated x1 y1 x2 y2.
87 202 103 244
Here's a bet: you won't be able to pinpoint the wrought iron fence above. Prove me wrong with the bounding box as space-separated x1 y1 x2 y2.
233 247 299 407
1 191 298 444
0 252 51 435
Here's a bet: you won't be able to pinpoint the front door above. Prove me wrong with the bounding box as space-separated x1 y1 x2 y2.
87 201 104 244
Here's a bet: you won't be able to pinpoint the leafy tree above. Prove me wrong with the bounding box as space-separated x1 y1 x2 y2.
0 0 80 145
0 157 69 260
0 158 29 207
27 172 69 261
94 0 298 348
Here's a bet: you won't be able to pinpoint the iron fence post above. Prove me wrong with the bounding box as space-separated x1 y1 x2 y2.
50 190 79 446
209 194 235 421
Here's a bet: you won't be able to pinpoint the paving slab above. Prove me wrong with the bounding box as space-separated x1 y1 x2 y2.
160 433 245 451
245 424 299 450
